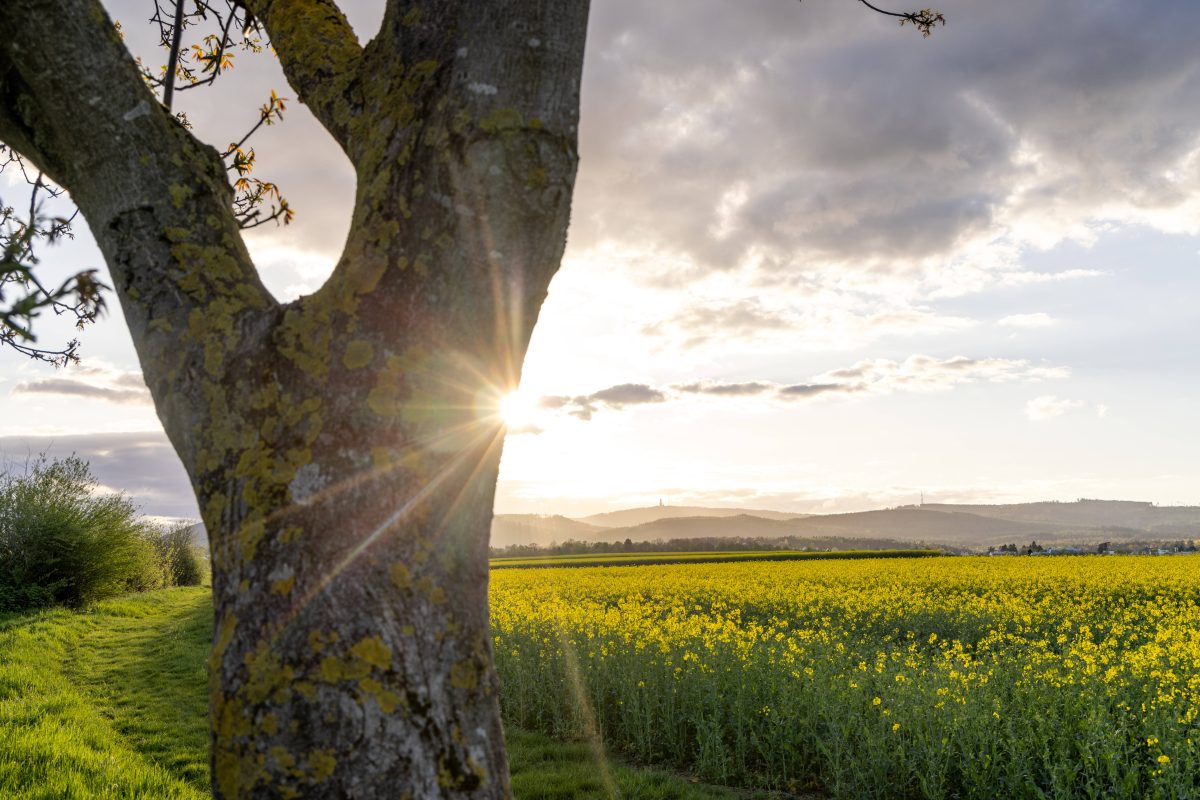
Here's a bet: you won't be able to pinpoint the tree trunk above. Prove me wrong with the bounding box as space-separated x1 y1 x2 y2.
0 0 590 796
200 325 516 798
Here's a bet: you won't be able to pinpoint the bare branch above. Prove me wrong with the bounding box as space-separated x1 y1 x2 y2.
0 160 108 366
855 0 946 37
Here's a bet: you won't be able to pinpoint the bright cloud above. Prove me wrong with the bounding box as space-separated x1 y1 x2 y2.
999 313 1056 329
1025 395 1084 421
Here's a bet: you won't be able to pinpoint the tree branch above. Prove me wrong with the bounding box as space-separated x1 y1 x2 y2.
242 0 364 151
0 0 276 458
161 0 187 109
855 0 946 37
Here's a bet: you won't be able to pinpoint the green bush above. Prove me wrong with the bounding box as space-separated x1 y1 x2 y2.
154 523 209 587
0 455 163 611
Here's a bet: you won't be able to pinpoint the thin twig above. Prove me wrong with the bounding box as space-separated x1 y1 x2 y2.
856 0 908 19
176 9 238 94
161 0 186 109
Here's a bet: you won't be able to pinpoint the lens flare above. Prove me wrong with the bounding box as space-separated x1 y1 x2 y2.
498 390 539 428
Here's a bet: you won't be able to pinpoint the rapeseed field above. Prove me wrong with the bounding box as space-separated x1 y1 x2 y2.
491 556 1200 799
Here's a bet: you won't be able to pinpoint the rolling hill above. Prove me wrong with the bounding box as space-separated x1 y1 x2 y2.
494 500 1200 550
574 509 1046 549
579 505 804 528
920 500 1200 536
489 515 606 548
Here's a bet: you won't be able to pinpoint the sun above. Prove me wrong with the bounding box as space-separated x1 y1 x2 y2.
498 390 539 428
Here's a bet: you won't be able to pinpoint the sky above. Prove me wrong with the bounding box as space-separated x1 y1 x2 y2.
2 0 1200 520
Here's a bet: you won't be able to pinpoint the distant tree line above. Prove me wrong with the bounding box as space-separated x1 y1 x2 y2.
0 455 208 611
490 534 955 559
988 540 1199 556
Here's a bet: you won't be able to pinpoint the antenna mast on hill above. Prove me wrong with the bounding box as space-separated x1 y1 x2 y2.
920 491 924 507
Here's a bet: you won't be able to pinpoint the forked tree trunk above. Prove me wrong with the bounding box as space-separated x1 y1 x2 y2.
0 0 590 796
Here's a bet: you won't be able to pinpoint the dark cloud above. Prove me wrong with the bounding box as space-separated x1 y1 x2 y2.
0 431 197 519
12 377 150 404
537 383 667 421
778 383 849 398
676 381 774 397
589 383 666 406
570 0 1200 290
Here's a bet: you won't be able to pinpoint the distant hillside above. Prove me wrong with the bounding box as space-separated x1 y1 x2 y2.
780 508 1059 547
588 509 1044 548
490 515 605 548
921 500 1200 536
564 506 1193 550
590 514 797 542
579 505 804 529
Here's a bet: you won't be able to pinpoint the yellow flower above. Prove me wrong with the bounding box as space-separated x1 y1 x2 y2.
1157 754 1170 765
892 723 901 732
873 697 882 706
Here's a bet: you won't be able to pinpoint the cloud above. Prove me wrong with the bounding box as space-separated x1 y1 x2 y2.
589 383 666 407
998 312 1056 329
812 355 1068 395
994 269 1106 289
642 298 792 349
569 0 1200 304
0 431 197 518
676 381 774 397
1025 395 1084 421
540 383 667 421
642 295 973 352
778 383 848 399
11 364 151 405
534 354 1068 421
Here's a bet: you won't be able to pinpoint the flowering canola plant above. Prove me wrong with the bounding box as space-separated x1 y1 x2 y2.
491 556 1200 799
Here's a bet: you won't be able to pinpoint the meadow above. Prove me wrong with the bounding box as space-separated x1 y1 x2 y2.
0 588 772 799
4 556 1199 799
493 556 1200 799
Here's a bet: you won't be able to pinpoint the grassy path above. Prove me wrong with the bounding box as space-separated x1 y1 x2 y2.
0 588 777 799
0 591 207 799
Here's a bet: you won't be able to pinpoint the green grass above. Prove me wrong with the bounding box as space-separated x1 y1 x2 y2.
0 588 790 799
490 549 940 570
0 589 208 799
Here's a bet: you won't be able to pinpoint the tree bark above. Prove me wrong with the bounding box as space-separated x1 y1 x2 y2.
0 1 589 797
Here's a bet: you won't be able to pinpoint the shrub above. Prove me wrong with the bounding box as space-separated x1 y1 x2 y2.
154 523 209 587
0 455 163 611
